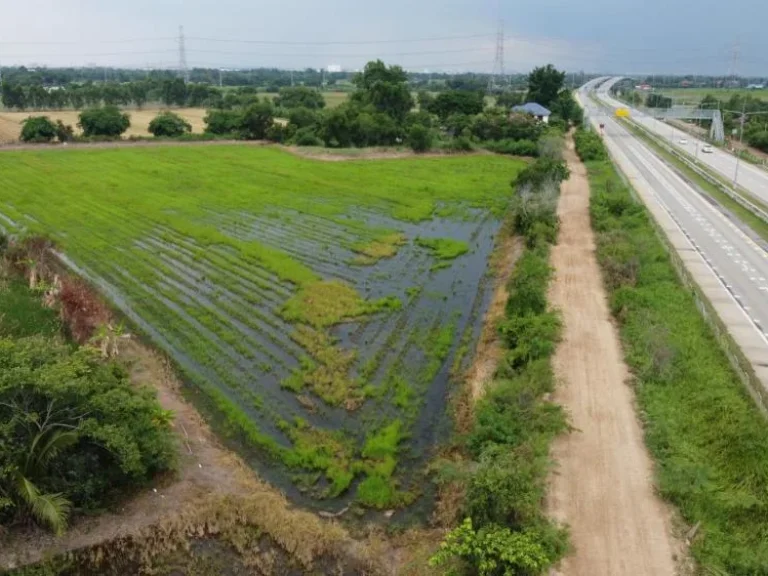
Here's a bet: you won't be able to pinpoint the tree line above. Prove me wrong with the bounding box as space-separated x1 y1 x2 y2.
20 61 583 153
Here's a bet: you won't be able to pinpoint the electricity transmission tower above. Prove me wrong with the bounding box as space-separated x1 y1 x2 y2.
487 14 506 93
726 41 740 87
178 25 189 83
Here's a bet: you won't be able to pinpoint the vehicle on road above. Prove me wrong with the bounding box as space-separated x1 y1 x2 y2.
702 144 713 153
679 138 688 145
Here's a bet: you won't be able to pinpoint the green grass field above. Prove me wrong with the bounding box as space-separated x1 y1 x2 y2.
0 144 524 509
657 87 768 103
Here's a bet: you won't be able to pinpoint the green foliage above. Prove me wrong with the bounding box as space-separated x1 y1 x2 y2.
573 128 607 161
77 106 130 137
408 124 433 152
274 86 326 110
430 518 558 576
526 64 566 108
471 108 543 142
0 333 176 533
417 90 435 110
291 126 323 147
415 237 469 260
514 157 570 190
0 277 61 338
148 111 192 137
495 91 525 108
20 116 57 143
429 90 485 121
437 132 568 574
646 93 672 108
204 109 242 135
287 106 319 129
587 140 768 574
351 60 414 122
485 139 538 157
54 120 74 143
240 100 275 140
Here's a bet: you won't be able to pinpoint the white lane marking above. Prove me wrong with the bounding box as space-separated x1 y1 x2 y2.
614 135 768 348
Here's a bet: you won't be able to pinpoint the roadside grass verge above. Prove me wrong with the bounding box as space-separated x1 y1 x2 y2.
579 127 768 574
431 151 570 575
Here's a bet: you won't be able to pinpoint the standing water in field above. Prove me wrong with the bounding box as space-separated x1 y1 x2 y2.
0 146 522 515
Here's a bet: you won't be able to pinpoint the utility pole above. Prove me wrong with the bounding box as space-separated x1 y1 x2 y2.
178 25 189 83
290 69 294 87
219 68 223 87
733 99 746 187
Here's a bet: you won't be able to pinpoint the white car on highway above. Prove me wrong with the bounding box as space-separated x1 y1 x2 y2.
679 138 688 145
702 144 714 153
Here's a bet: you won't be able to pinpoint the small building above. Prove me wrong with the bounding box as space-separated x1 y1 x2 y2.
512 102 552 123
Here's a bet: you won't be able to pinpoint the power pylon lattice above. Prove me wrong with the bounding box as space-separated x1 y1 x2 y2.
178 25 189 83
488 17 506 93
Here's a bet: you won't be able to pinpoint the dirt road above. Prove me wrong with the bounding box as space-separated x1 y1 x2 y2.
547 139 681 575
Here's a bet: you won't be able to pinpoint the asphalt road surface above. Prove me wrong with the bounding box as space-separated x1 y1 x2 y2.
597 77 768 206
580 79 768 386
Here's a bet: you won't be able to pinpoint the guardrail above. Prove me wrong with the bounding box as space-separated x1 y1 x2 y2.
625 118 768 224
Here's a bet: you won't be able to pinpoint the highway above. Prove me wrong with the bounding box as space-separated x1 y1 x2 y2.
580 78 768 390
596 77 768 206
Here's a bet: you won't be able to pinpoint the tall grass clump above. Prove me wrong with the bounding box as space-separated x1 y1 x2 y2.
431 152 570 575
579 126 768 574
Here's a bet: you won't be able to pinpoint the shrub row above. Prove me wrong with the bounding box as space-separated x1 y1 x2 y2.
431 154 570 575
582 127 768 574
0 241 177 536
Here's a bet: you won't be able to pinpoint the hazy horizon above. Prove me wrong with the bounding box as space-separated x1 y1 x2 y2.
0 0 765 76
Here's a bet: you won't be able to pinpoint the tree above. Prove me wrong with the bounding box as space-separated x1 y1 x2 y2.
287 107 319 129
161 78 188 107
148 111 192 137
417 90 435 111
646 93 672 108
55 121 74 143
495 91 525 108
203 109 242 135
0 336 176 534
274 86 326 110
240 100 275 140
19 116 57 143
78 106 131 137
129 82 150 109
1 83 27 110
408 124 433 152
351 60 413 122
526 64 566 108
429 90 485 120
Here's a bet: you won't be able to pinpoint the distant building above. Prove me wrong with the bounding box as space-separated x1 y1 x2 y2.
748 84 765 90
327 64 342 73
512 102 552 123
635 84 652 91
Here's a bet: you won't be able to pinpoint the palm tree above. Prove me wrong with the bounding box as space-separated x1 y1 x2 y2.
1 399 80 535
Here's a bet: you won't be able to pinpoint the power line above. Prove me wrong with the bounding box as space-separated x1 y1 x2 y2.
186 33 494 46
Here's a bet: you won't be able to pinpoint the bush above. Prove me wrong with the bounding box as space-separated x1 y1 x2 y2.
485 139 538 156
514 157 570 190
407 124 433 152
20 116 57 143
292 126 323 147
148 111 192 137
287 106 319 130
240 100 275 140
0 336 176 533
265 123 286 143
574 128 608 161
55 120 74 142
203 109 242 135
274 86 326 110
77 106 130 137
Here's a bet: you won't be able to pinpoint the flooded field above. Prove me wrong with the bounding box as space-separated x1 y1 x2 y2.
0 145 524 512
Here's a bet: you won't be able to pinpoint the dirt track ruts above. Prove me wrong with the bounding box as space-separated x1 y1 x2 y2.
547 138 682 575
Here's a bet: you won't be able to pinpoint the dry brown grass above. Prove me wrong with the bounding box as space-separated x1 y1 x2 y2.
0 108 208 142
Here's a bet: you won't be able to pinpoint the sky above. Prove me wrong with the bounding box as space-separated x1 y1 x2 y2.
0 0 765 76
